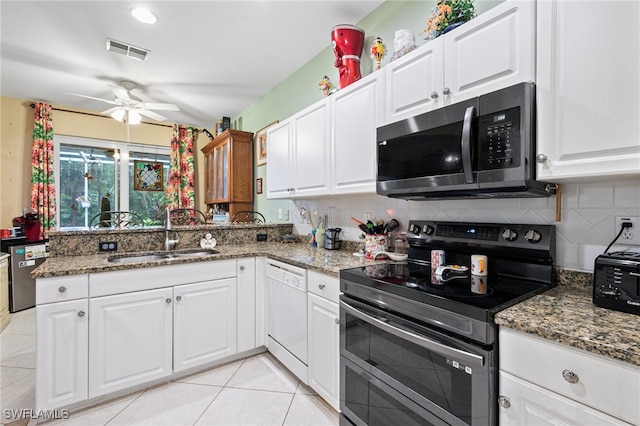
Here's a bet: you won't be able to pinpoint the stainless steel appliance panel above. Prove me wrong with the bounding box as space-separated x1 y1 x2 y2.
9 243 48 312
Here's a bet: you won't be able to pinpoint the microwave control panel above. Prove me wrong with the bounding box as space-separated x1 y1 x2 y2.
477 107 521 170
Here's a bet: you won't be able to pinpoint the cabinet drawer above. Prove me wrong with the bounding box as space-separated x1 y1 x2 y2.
500 328 640 425
307 270 339 303
36 275 88 305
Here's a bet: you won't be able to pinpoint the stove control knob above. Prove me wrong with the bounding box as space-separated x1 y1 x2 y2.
502 228 518 241
422 225 434 235
524 229 542 243
409 224 421 236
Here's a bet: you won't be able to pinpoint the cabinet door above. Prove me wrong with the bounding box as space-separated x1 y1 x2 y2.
292 98 330 197
266 119 293 199
385 37 444 125
89 287 173 397
307 293 339 411
444 0 535 105
499 372 632 426
214 139 230 202
204 150 215 204
36 299 88 411
536 0 640 181
237 257 256 353
331 71 384 195
255 256 267 348
174 278 237 372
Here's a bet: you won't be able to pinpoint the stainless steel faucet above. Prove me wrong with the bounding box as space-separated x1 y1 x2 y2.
164 207 179 251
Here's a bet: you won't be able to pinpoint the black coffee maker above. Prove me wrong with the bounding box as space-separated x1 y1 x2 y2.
324 228 342 250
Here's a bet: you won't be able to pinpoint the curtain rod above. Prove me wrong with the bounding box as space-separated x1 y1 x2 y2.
28 103 200 131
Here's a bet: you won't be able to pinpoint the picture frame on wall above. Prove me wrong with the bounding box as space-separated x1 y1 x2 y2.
256 178 263 194
255 120 279 167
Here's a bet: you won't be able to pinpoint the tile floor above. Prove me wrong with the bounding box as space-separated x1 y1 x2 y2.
1 308 338 425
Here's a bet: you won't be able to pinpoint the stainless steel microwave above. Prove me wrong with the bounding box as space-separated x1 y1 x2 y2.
376 83 555 199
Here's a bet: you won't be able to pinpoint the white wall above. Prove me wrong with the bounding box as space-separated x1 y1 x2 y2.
285 179 640 272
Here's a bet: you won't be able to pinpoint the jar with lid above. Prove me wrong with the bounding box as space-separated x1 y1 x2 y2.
394 233 408 254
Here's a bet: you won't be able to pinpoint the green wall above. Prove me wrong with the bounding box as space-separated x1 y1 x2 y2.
237 0 503 222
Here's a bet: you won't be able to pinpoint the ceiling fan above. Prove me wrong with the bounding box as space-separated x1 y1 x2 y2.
68 81 180 124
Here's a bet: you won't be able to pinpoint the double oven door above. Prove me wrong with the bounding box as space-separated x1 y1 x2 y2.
340 296 495 426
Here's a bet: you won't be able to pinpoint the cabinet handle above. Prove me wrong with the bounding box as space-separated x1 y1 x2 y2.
166 298 172 304
240 265 245 271
176 296 182 301
319 284 326 289
536 154 548 163
498 396 511 409
442 87 451 96
430 91 439 99
334 318 340 325
77 311 85 318
562 369 579 384
58 286 67 293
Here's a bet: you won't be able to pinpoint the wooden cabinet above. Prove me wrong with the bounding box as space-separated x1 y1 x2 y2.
536 0 640 181
307 271 340 411
331 70 385 195
385 0 534 125
36 298 88 411
89 287 173 397
201 129 254 219
499 328 640 425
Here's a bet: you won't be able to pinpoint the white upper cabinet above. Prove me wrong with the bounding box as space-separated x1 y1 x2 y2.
536 0 640 181
444 0 535 104
331 70 385 195
265 119 293 199
384 0 534 125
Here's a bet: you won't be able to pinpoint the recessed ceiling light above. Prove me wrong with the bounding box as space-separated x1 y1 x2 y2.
131 7 157 24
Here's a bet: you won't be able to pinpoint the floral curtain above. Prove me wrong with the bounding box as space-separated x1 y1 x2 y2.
165 124 196 209
31 102 56 239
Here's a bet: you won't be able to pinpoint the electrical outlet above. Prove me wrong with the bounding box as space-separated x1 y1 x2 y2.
256 233 268 242
98 241 118 252
364 212 373 222
283 209 289 220
278 208 283 219
616 216 640 245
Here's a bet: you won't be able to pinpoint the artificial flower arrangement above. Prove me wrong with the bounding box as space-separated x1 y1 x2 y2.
423 0 476 40
370 37 387 70
318 75 334 96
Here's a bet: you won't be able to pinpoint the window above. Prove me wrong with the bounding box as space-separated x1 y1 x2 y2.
55 136 170 230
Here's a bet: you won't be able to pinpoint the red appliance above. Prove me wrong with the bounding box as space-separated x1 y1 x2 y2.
331 25 365 89
13 214 41 241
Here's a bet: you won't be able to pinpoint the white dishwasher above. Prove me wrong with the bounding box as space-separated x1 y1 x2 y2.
266 259 308 383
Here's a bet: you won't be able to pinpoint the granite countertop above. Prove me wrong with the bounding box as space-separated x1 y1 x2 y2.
495 285 640 368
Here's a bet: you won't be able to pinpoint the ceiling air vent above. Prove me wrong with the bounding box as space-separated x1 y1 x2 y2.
105 39 150 61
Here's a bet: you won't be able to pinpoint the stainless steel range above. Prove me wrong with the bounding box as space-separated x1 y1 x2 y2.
339 220 556 426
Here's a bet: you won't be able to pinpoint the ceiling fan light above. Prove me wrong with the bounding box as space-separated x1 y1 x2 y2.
131 7 157 24
110 109 126 122
128 110 142 125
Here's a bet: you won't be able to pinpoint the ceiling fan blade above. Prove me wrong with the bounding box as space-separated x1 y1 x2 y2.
66 92 118 104
101 107 122 115
143 102 180 112
137 109 168 122
109 85 131 100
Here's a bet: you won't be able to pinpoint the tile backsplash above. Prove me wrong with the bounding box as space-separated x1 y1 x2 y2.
285 179 640 272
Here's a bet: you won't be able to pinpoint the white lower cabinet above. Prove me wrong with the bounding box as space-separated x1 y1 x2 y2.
174 278 237 373
499 328 639 425
237 257 256 353
89 287 173 397
36 298 88 410
307 271 340 411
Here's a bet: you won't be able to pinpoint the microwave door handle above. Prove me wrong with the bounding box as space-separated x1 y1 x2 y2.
461 106 475 183
341 300 484 367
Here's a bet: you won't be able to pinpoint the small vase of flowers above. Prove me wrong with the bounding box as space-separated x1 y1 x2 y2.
318 76 334 97
422 0 476 41
370 37 387 71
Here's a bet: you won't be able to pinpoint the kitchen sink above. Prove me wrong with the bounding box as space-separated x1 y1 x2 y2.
108 249 219 263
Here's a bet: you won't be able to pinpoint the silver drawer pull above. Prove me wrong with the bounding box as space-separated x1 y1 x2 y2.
334 318 340 325
176 296 182 301
166 298 172 304
319 284 326 289
562 369 579 384
240 265 245 271
498 396 511 409
77 311 85 318
58 286 67 293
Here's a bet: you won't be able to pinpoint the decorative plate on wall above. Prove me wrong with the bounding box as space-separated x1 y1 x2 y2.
133 160 164 191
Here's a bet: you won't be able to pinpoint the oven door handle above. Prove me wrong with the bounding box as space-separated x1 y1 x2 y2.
341 300 484 367
461 105 475 184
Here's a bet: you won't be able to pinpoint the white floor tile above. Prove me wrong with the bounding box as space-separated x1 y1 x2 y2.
1 345 36 369
226 354 299 393
0 366 34 389
284 394 339 426
295 381 316 396
108 381 221 426
177 359 243 387
0 333 35 359
2 309 36 336
44 391 142 426
0 372 35 414
195 387 293 426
